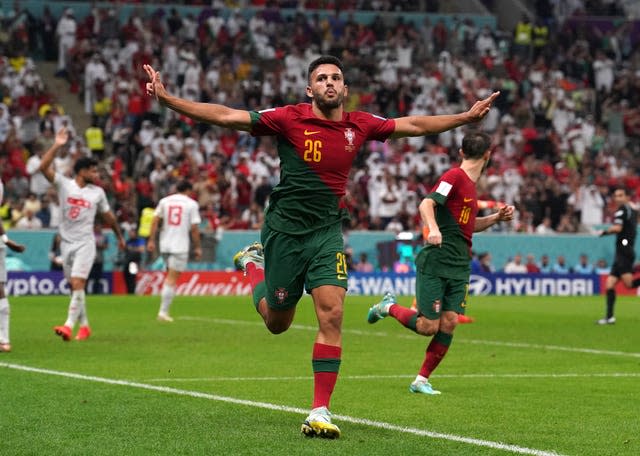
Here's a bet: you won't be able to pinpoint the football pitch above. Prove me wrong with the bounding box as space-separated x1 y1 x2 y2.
1 294 638 456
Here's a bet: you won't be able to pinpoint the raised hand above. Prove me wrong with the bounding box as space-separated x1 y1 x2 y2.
467 91 500 122
54 126 69 147
143 64 167 101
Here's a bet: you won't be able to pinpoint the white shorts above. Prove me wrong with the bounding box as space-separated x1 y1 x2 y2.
0 247 6 283
61 241 97 279
162 252 189 272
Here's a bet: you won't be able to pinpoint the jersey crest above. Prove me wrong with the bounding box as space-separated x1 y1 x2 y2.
344 128 355 152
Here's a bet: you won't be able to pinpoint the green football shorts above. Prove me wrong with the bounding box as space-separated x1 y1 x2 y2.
415 272 469 320
261 222 348 310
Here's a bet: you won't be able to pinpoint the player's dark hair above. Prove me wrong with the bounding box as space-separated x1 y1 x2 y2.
307 55 345 83
176 179 193 193
461 131 492 159
74 157 98 174
613 186 629 196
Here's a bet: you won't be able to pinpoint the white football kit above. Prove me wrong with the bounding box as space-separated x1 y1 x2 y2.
155 193 201 271
54 173 110 279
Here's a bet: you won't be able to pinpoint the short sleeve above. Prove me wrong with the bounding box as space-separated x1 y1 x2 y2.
361 113 396 142
190 202 202 225
97 189 110 214
154 200 165 219
613 207 625 225
427 170 458 206
249 106 289 137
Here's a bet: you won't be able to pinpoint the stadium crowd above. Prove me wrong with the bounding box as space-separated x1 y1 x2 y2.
1 0 640 263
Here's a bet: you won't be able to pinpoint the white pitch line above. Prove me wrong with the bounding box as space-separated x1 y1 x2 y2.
1 361 564 456
457 339 640 358
143 372 640 382
179 316 640 358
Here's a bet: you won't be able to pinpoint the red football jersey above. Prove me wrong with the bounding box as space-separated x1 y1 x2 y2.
249 103 395 234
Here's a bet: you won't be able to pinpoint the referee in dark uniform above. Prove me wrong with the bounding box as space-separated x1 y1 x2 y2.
598 187 639 324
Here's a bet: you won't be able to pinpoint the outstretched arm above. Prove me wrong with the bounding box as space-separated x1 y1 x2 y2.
39 127 70 182
391 92 500 138
474 205 515 232
143 64 252 131
597 223 622 236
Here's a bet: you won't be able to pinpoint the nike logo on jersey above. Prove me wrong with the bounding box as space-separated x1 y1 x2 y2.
463 198 473 202
304 129 321 135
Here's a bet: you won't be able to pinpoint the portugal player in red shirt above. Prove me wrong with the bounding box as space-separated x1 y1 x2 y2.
144 57 499 438
368 131 515 395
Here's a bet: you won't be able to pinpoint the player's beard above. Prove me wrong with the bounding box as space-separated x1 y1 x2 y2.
314 90 344 111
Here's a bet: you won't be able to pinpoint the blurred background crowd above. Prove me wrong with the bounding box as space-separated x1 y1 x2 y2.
1 0 640 271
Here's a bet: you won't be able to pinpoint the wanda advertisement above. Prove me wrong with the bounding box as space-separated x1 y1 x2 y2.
112 271 252 295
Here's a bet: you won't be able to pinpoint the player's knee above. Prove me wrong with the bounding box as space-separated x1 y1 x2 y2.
440 320 457 334
416 317 438 336
266 321 290 334
265 315 293 334
325 304 343 322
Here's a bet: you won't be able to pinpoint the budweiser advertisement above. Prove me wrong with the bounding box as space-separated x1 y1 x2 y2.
113 271 252 295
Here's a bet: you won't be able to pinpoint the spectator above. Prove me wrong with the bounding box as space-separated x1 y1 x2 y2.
573 253 595 274
122 228 145 294
23 192 41 214
470 251 482 273
354 252 374 272
25 144 51 197
15 209 43 229
525 254 540 273
56 8 77 76
552 255 570 274
555 214 579 233
478 252 495 273
594 258 609 275
535 216 555 235
567 183 605 231
538 254 552 273
35 195 52 228
88 226 108 294
504 254 528 273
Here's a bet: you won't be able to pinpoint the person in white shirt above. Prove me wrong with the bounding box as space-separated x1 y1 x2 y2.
535 216 555 235
15 209 43 230
39 128 125 342
26 144 51 196
56 8 77 73
0 179 26 353
147 180 202 322
504 254 528 273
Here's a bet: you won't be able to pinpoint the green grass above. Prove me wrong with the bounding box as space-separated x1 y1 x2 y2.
1 294 639 455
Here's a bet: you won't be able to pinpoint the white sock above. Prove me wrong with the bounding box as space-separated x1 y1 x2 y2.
414 374 428 384
159 284 175 316
78 290 89 327
64 290 85 329
0 297 9 344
